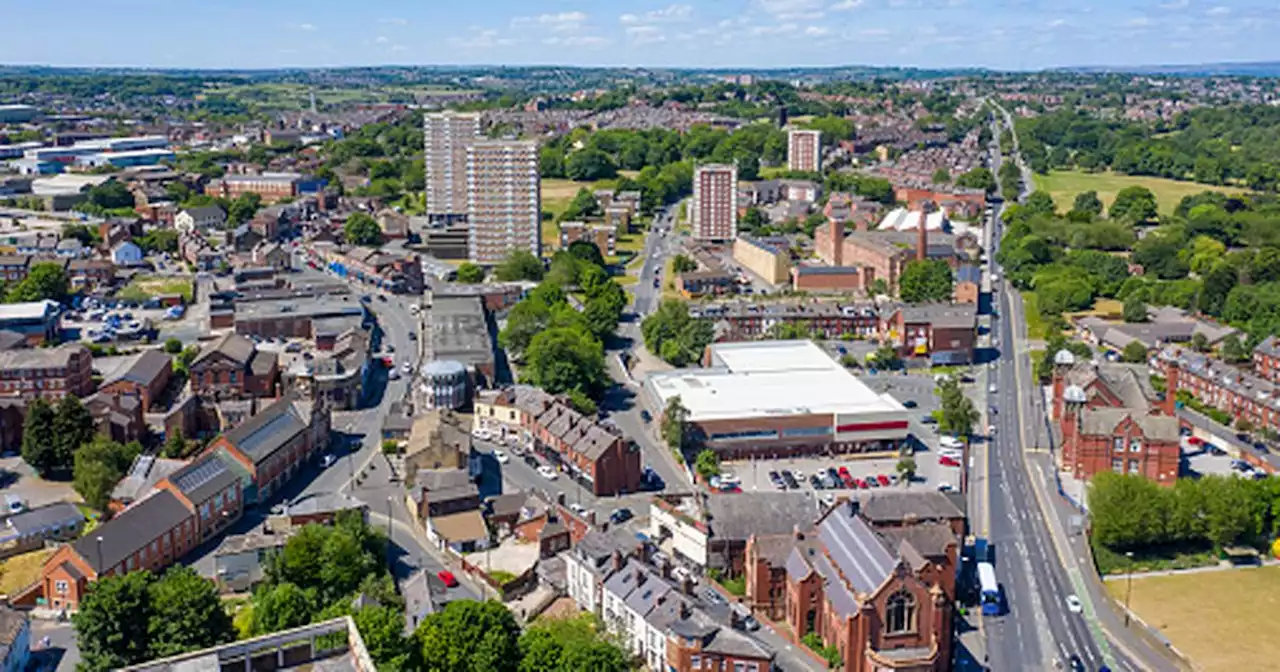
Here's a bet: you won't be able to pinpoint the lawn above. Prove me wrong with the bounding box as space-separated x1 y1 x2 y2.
1033 170 1250 216
1105 565 1280 672
117 275 194 303
0 548 54 595
1022 291 1047 340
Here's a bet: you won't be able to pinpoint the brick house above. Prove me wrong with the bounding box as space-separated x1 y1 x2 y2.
475 385 642 496
66 259 116 290
40 490 197 611
96 349 172 411
1052 354 1181 485
188 333 279 400
155 450 246 542
886 303 977 365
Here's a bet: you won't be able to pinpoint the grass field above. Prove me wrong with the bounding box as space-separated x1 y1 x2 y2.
0 548 54 595
117 276 194 303
1106 566 1280 672
1070 298 1124 320
1022 291 1047 340
1033 170 1250 216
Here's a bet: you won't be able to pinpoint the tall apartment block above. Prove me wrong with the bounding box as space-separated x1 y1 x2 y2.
787 128 822 173
424 111 481 225
691 163 738 242
466 140 541 265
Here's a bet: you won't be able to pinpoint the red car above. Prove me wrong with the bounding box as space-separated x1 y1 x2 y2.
876 474 891 487
437 570 459 588
1187 436 1203 446
838 467 855 488
939 455 961 467
854 478 868 489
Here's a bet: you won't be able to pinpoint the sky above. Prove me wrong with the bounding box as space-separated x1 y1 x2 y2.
1 0 1275 71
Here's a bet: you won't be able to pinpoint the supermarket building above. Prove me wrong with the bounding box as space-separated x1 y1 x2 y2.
644 340 909 460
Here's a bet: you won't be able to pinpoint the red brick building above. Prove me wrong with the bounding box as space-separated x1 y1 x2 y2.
189 333 279 400
1052 353 1181 485
476 385 641 496
97 349 172 412
747 497 955 672
0 343 93 400
886 304 977 365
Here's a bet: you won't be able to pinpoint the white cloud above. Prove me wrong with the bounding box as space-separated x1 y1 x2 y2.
378 17 409 26
448 29 517 49
513 11 589 33
296 23 317 31
1125 16 1151 27
543 35 610 47
1207 5 1230 15
805 25 831 36
1046 18 1067 28
620 4 693 25
626 25 668 45
755 0 825 20
829 0 864 9
373 35 390 44
750 22 800 35
1159 0 1190 9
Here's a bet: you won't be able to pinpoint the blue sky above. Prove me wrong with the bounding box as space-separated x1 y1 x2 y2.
1 0 1274 70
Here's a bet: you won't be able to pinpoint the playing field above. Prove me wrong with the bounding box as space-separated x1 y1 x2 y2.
1033 170 1250 216
1106 566 1280 672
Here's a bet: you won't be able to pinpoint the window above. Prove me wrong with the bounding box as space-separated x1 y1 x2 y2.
1128 460 1141 474
1113 437 1124 452
885 589 917 635
55 580 68 594
1112 458 1123 473
1129 438 1143 453
691 655 701 670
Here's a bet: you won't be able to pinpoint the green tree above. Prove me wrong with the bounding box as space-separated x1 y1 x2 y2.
343 212 383 246
955 167 996 192
251 582 315 635
1109 186 1158 222
163 428 187 459
416 600 520 672
641 300 713 367
521 328 608 399
1089 472 1167 549
163 337 183 354
931 168 951 184
565 148 618 181
694 449 720 481
494 250 545 282
1122 295 1148 323
1120 341 1149 364
73 436 136 511
561 188 602 221
896 457 918 482
1190 332 1209 352
353 605 418 670
898 260 954 303
7 262 69 303
671 254 697 274
661 395 690 451
937 378 978 438
868 344 902 370
1025 190 1056 217
148 567 236 658
1221 334 1248 364
226 192 262 224
566 239 605 269
74 571 156 671
53 395 95 472
85 180 135 210
1071 190 1104 218
456 263 485 284
20 398 57 478
767 322 813 340
741 207 767 233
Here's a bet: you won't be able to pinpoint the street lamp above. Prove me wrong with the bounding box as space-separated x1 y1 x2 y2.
1124 550 1136 626
95 536 103 576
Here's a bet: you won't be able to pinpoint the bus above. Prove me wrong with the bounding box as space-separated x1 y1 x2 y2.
977 561 1001 615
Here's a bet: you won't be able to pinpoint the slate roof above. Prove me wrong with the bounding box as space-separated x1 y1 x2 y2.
1065 362 1161 410
1081 408 1180 441
704 491 819 541
105 349 172 387
850 491 964 525
72 490 191 574
818 503 897 595
221 396 313 464
3 502 83 537
166 451 241 505
194 332 256 367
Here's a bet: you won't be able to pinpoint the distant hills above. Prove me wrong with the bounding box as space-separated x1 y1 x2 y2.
1050 61 1280 77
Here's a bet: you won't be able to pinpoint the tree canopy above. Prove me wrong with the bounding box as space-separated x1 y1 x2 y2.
344 212 383 246
642 299 714 367
898 260 954 304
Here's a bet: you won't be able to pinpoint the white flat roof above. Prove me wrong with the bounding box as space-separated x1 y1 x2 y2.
647 340 904 422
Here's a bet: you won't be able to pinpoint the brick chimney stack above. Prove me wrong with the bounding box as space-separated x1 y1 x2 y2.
829 217 844 267
916 200 933 263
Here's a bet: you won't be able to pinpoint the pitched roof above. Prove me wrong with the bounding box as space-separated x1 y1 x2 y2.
221 396 314 464
194 332 256 367
705 491 819 541
104 349 172 387
1081 408 1180 442
165 451 242 505
3 502 83 537
850 491 964 525
818 501 898 595
72 490 191 574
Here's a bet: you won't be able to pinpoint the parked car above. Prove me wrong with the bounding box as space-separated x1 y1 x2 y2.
781 471 799 489
437 570 459 588
865 476 880 488
493 449 509 464
810 475 825 490
537 465 559 480
768 471 785 489
321 454 336 468
640 410 652 423
902 400 917 408
610 508 634 524
523 455 541 469
939 455 961 468
876 474 891 487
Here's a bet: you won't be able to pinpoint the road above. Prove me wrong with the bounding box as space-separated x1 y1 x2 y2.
981 105 1177 672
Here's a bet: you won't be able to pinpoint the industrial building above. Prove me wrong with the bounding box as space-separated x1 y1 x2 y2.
644 340 908 459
